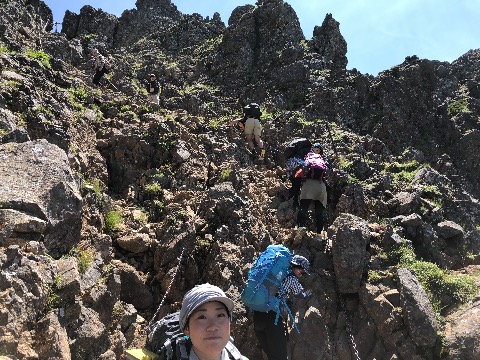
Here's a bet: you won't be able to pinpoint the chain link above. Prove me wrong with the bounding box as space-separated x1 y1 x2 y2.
326 239 361 360
345 309 361 360
149 244 187 327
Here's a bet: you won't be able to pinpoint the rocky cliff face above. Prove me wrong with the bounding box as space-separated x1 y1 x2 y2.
1 0 479 359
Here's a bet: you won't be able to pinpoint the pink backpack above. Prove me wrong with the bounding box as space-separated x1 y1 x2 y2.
304 152 328 181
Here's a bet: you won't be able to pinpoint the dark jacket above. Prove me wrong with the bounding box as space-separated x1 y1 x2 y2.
146 80 160 95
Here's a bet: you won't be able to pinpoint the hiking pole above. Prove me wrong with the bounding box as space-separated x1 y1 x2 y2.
104 78 119 91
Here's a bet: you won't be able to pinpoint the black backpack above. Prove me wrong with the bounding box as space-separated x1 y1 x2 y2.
243 103 262 119
284 138 312 160
146 311 246 360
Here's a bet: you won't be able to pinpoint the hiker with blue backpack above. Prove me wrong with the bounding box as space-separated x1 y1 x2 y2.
253 255 312 360
293 142 333 244
241 244 312 360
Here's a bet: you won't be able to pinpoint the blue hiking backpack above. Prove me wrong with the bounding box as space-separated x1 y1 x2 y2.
241 245 299 332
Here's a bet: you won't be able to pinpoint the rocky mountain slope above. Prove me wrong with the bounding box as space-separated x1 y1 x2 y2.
1 0 479 359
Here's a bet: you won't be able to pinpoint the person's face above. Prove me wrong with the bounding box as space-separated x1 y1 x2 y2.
292 267 305 277
312 147 321 154
184 301 231 359
150 76 155 80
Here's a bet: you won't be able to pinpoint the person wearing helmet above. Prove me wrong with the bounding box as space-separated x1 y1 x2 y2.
145 73 160 105
179 283 248 360
253 255 312 360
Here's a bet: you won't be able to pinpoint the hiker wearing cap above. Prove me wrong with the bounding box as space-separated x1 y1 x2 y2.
179 283 248 360
253 255 312 360
146 74 160 105
91 49 108 86
293 142 332 245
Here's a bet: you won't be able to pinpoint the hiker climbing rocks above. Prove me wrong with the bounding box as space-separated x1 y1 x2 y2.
145 73 160 105
253 255 312 360
230 103 266 161
293 142 332 244
284 138 312 209
179 283 248 360
90 48 109 86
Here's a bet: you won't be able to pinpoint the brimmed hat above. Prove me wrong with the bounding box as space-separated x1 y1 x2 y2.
149 74 156 77
179 283 234 330
312 143 323 150
291 255 311 275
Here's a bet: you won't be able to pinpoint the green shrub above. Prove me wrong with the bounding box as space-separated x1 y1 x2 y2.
77 249 95 274
0 43 9 54
104 210 123 232
392 245 478 309
120 105 132 112
383 160 420 184
69 86 88 103
220 169 232 182
447 98 470 118
83 178 104 201
25 49 51 69
144 183 162 196
45 275 62 312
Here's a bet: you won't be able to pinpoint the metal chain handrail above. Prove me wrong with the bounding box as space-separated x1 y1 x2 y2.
149 243 187 327
324 240 361 360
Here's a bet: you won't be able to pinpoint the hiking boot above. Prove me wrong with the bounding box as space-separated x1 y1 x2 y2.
293 227 306 245
258 148 266 161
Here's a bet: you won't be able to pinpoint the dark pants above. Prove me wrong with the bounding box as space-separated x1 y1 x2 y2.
253 311 287 360
297 199 325 233
288 176 302 208
92 67 107 85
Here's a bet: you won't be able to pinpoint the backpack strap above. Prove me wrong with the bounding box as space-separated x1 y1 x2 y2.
163 339 174 360
279 299 300 334
175 338 189 360
225 340 245 360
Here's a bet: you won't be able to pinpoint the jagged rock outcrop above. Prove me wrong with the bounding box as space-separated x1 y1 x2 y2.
62 6 118 45
0 108 29 143
218 0 307 99
0 0 53 49
308 13 348 74
0 140 82 258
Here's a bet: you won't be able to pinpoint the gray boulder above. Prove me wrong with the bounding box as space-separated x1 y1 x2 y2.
331 213 370 293
443 300 480 360
0 140 82 258
397 268 439 347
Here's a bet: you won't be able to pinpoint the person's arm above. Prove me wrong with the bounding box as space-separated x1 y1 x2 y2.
294 167 305 179
282 275 311 299
229 118 241 126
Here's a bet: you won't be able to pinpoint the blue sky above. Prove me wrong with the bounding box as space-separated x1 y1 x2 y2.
44 0 480 76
